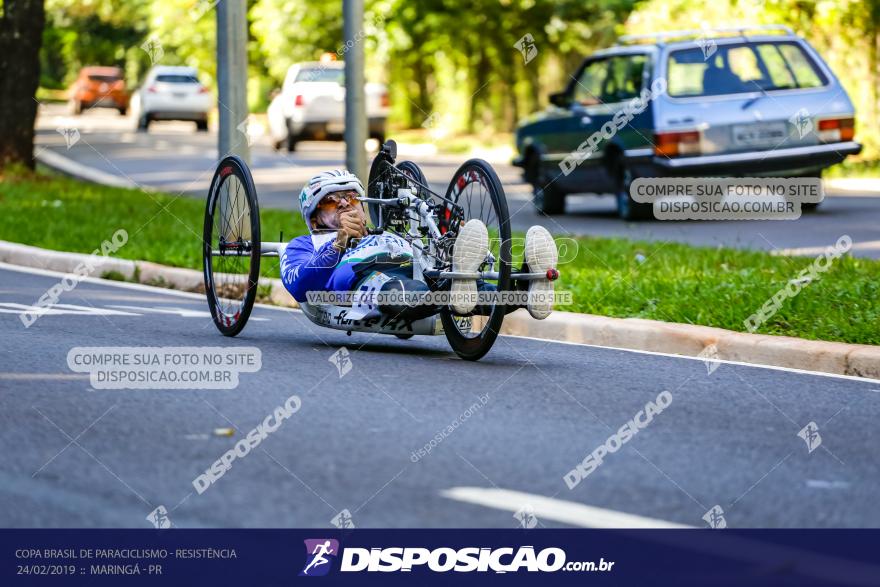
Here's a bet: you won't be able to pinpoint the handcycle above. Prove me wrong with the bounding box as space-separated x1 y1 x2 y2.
202 140 558 360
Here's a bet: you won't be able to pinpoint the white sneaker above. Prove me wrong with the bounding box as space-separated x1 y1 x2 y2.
524 226 558 320
451 219 489 314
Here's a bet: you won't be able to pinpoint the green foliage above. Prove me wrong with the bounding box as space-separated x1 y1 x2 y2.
42 0 152 88
0 168 301 278
38 0 880 151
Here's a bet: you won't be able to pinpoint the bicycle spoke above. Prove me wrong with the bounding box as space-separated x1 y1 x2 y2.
210 173 252 324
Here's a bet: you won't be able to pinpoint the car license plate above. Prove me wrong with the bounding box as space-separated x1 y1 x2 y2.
731 123 787 148
173 92 186 99
326 121 345 134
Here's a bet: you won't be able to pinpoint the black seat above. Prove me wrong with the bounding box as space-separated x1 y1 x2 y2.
702 63 744 95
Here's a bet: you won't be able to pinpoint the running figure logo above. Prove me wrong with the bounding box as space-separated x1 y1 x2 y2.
300 539 339 577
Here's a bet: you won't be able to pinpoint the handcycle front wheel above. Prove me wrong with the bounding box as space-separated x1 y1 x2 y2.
440 159 512 361
203 155 261 336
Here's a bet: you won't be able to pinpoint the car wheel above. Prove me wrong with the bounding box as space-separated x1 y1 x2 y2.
796 171 822 212
118 107 127 116
528 154 566 215
615 165 652 221
196 119 209 132
285 119 298 152
137 114 151 132
286 134 298 152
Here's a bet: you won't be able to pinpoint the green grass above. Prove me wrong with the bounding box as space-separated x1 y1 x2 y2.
0 167 306 280
555 239 880 345
1 169 878 345
825 158 880 179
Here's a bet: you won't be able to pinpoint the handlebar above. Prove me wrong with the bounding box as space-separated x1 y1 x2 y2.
358 197 402 205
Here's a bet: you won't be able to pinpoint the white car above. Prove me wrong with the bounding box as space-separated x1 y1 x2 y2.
267 61 389 151
130 66 212 132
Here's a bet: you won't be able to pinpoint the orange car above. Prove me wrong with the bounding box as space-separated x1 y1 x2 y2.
69 66 129 115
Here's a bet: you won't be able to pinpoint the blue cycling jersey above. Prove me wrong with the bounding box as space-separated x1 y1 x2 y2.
279 232 413 303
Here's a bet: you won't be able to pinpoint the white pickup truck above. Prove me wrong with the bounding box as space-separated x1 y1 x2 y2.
267 61 389 151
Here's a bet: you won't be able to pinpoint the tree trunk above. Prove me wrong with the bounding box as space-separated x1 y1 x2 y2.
468 45 489 134
505 52 520 131
0 0 46 170
411 52 434 128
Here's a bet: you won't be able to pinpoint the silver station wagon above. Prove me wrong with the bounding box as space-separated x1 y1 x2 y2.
513 26 862 219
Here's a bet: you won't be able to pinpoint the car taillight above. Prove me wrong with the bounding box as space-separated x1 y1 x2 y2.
198 85 209 94
653 130 701 157
294 94 305 107
817 117 855 142
147 85 157 93
380 92 389 108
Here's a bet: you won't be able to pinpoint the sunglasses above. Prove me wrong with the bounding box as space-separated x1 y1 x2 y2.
319 191 360 208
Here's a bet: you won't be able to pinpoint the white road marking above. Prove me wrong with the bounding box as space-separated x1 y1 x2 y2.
0 373 89 381
440 486 691 529
772 239 880 256
107 305 269 321
0 262 294 312
2 262 878 385
506 332 880 385
442 486 880 584
805 479 851 490
107 304 215 318
0 303 139 317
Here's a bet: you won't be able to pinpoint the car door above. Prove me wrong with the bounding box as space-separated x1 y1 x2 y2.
552 54 649 193
544 57 608 193
589 54 651 191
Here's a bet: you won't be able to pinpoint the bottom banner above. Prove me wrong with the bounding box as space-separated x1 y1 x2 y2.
2 529 878 586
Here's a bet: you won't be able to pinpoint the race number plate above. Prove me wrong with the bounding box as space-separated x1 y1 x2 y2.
453 315 472 332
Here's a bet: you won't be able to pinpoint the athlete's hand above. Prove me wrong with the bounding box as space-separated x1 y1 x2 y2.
333 209 367 251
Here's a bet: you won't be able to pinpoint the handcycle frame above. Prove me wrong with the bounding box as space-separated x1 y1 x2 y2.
205 140 559 359
251 141 547 336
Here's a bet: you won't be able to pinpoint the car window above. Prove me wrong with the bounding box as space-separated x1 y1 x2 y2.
88 74 121 83
666 41 827 97
155 74 200 84
778 44 824 88
727 46 762 84
296 68 345 84
601 55 647 102
755 44 797 89
572 59 608 105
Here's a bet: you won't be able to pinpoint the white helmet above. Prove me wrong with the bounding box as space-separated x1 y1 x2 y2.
299 170 365 233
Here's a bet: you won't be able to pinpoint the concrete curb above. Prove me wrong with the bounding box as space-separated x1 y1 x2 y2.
824 178 880 194
0 240 297 309
3 239 879 379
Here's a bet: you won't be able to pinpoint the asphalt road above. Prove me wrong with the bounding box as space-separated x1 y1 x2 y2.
2 264 878 528
35 103 880 257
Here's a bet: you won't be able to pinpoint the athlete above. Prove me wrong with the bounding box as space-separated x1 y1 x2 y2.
280 170 557 320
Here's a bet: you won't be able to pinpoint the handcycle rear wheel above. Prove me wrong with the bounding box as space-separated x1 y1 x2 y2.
203 155 261 336
396 160 428 199
440 159 512 361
